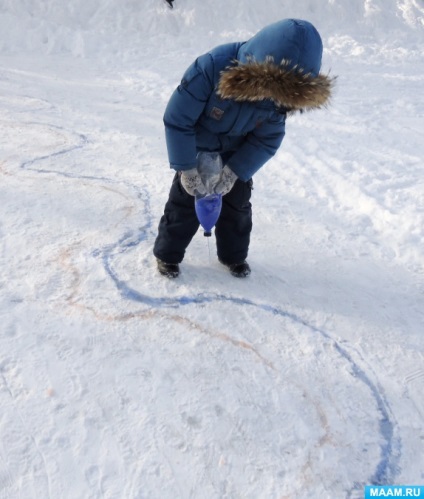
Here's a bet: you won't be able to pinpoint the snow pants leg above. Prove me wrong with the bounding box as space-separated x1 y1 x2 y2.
215 178 253 264
153 173 200 264
153 174 253 265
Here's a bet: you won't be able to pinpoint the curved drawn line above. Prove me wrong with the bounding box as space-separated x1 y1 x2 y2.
98 226 402 492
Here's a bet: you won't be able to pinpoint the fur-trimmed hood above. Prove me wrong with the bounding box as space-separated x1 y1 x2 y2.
217 19 335 111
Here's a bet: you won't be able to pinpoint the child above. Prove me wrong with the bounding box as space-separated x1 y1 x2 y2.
153 19 335 278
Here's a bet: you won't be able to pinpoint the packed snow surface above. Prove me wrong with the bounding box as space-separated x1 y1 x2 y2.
0 0 423 498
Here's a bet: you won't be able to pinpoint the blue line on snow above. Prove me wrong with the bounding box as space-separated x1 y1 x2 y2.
99 221 401 492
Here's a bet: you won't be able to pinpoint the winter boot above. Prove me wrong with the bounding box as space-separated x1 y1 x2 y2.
157 258 180 278
164 0 174 8
219 259 251 278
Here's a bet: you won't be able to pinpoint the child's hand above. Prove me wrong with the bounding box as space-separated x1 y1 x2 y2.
214 165 238 195
180 168 207 196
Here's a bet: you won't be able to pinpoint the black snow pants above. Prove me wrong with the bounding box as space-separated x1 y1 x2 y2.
153 173 253 264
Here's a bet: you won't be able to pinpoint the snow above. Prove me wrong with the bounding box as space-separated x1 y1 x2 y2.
0 0 423 497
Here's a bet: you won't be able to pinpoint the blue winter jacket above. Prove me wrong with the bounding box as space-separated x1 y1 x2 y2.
163 19 329 181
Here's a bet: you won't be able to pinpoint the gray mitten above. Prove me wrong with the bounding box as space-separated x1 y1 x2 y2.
214 165 238 195
180 167 207 196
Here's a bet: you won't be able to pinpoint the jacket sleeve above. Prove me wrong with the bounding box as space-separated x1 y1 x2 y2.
227 113 286 181
163 54 215 171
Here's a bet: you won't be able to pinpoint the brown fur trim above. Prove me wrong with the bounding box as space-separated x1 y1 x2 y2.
217 59 336 111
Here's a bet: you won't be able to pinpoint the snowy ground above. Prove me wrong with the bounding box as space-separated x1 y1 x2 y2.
0 1 423 498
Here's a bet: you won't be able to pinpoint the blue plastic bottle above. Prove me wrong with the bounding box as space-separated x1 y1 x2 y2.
195 152 223 237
